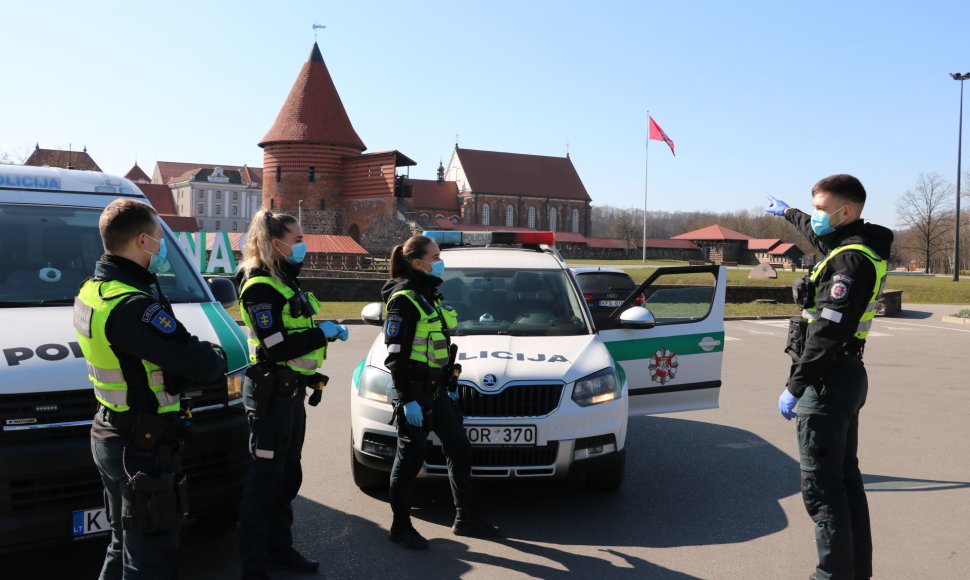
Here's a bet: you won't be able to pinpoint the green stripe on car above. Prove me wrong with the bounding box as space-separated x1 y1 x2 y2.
605 331 725 361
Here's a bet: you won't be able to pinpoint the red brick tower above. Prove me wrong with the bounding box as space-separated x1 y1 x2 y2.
259 42 366 234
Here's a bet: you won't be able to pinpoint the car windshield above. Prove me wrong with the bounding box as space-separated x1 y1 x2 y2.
576 272 636 294
0 203 209 306
438 267 589 336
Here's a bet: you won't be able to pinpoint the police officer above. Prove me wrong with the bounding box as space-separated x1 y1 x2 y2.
767 174 892 580
74 199 227 580
236 209 348 580
382 235 500 549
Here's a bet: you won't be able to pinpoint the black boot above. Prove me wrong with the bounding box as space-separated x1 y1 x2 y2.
389 519 429 549
452 508 501 538
268 547 320 574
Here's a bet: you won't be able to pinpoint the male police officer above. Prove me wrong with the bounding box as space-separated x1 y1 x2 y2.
767 175 892 580
75 199 226 580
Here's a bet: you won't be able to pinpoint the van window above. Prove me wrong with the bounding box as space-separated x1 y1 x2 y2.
0 204 208 305
439 268 588 336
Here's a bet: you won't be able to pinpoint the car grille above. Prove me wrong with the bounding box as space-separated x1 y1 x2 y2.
426 442 559 468
457 383 563 417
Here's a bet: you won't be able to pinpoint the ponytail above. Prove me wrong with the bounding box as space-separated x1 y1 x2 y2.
389 235 434 279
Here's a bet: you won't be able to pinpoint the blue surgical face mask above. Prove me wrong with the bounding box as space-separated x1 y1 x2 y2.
144 235 167 274
810 205 846 236
419 258 445 278
285 241 307 265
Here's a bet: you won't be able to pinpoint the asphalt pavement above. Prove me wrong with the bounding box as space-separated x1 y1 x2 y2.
9 305 968 579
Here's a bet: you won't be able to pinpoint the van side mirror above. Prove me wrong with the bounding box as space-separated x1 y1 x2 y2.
618 306 656 329
207 277 237 308
361 302 384 326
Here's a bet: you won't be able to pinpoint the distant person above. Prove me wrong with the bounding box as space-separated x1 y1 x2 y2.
236 209 348 580
382 234 500 548
74 199 226 579
766 174 893 580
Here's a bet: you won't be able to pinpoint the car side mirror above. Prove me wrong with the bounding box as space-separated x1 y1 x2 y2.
618 306 655 329
361 302 384 326
207 276 237 308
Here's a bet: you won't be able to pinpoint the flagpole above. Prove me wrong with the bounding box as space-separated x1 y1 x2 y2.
643 112 649 262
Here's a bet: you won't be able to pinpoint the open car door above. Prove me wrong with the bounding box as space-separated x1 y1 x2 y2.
597 265 726 416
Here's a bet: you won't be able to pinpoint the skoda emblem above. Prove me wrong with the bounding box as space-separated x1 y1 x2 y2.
482 374 498 390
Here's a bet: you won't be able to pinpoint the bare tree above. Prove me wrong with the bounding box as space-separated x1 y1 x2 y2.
611 212 641 250
896 172 954 274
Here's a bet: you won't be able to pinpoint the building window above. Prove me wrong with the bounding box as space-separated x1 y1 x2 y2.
215 204 222 215
549 207 558 232
215 221 220 230
308 167 315 182
270 199 275 209
216 191 222 200
232 191 238 201
481 203 490 226
572 209 580 233
197 189 204 199
232 205 238 216
528 206 536 228
197 203 204 215
276 167 281 182
319 200 325 210
233 221 238 230
506 205 514 227
197 219 203 229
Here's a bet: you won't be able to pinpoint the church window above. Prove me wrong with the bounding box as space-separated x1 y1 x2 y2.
572 209 580 233
506 205 514 227
549 207 558 232
482 203 490 226
528 206 536 228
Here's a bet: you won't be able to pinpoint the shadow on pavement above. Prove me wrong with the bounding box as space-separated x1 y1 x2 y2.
863 474 970 492
892 309 934 320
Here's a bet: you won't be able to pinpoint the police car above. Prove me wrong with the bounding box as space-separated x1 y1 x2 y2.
350 231 726 491
0 165 250 552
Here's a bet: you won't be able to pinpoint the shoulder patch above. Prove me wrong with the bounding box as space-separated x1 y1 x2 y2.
250 303 273 313
141 303 162 323
832 274 854 284
254 310 274 329
149 309 177 334
385 315 403 338
830 281 850 300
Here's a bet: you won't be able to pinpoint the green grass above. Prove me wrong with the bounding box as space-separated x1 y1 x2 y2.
951 308 970 318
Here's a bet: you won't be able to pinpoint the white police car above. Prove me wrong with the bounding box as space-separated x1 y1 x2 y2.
350 231 725 491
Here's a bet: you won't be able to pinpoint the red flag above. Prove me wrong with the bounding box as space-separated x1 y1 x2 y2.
649 116 676 156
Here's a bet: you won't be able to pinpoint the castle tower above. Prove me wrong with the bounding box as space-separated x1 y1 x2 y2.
259 42 366 233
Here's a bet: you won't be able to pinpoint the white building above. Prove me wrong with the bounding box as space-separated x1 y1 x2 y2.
153 162 263 233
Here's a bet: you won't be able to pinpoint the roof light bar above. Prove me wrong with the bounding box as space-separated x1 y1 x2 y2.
422 230 555 246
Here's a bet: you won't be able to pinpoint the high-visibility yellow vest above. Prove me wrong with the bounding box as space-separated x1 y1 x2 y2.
387 289 458 368
802 244 888 340
239 275 326 375
74 279 181 414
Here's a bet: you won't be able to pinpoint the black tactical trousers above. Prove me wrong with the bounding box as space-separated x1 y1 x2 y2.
238 379 307 574
389 390 474 525
796 355 872 580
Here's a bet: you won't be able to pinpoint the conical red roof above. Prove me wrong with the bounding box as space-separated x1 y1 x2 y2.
259 43 366 151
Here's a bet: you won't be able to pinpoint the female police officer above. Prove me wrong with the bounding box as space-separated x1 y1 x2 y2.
382 234 500 549
236 209 348 579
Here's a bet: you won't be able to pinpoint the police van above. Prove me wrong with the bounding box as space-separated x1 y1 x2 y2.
0 165 250 552
350 231 726 491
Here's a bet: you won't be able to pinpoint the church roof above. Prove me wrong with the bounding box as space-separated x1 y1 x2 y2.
125 163 151 183
259 43 366 151
456 148 590 201
24 148 101 172
410 178 459 211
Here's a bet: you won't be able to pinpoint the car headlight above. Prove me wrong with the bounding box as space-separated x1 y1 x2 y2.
571 368 621 407
358 365 393 404
227 370 245 401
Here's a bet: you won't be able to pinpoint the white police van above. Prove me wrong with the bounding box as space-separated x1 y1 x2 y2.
0 165 251 553
350 231 726 491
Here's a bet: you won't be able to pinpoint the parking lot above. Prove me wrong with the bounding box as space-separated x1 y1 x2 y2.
11 304 968 579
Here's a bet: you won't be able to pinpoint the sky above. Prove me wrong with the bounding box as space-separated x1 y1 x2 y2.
4 0 970 230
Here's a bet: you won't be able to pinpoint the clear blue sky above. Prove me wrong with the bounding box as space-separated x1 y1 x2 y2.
4 0 970 229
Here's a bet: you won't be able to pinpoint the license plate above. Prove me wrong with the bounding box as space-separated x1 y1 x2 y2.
72 507 110 538
598 300 623 307
465 424 536 446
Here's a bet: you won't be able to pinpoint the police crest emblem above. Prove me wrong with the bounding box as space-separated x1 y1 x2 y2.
649 348 679 385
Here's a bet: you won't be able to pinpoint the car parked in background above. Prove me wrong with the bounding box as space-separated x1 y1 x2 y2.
572 267 644 328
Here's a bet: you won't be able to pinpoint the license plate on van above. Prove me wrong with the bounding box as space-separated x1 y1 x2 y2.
598 300 623 307
72 507 110 538
465 425 536 446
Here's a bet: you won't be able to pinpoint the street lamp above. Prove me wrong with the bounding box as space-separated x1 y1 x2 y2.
951 72 970 281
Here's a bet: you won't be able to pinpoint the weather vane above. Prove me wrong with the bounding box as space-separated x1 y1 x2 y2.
313 23 325 40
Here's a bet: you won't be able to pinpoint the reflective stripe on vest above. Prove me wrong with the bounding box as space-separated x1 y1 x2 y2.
387 290 455 368
74 280 180 414
239 275 325 375
802 243 888 340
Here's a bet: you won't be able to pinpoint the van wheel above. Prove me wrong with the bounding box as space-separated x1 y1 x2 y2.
584 454 625 491
351 438 390 491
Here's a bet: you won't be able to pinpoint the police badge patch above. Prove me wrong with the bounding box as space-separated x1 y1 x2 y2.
255 311 273 329
385 314 403 337
150 310 177 334
831 281 849 300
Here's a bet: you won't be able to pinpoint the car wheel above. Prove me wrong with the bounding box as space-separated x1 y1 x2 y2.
351 436 390 491
584 453 625 492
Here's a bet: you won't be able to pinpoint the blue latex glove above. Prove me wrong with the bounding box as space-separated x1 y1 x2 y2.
318 321 339 339
766 196 790 217
403 401 423 427
335 324 349 341
447 390 459 402
778 389 800 420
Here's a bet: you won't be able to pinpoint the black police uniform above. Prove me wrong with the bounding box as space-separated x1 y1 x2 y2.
382 270 497 543
784 210 893 580
86 255 226 580
236 260 326 578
